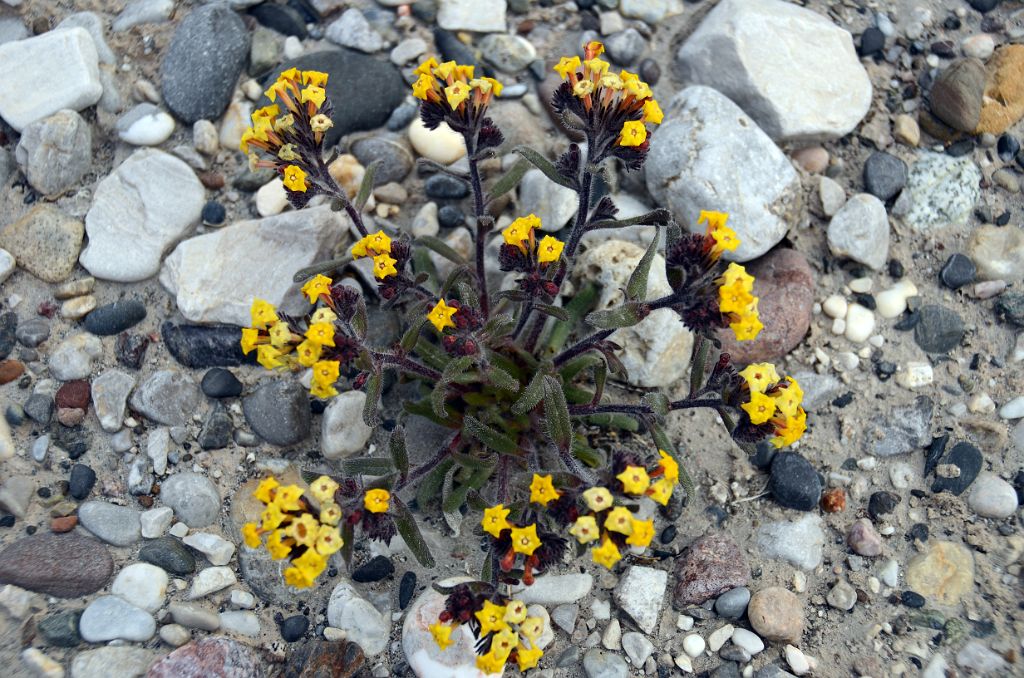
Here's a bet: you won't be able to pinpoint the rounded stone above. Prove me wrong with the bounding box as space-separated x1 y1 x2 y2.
673 533 749 607
768 452 822 511
79 595 156 643
967 473 1019 519
147 638 263 678
84 300 147 335
160 472 220 528
714 587 751 620
0 533 113 597
747 587 804 644
200 368 243 398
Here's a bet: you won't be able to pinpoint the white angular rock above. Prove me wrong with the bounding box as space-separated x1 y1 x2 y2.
111 563 168 613
968 225 1024 283
80 149 205 282
327 581 390 657
757 514 825 570
117 104 175 146
897 362 934 390
614 566 667 634
827 194 890 270
676 0 872 143
518 168 579 231
160 206 348 326
140 506 174 538
49 334 103 381
187 566 237 600
70 647 158 678
437 0 506 33
218 610 261 637
0 249 13 284
510 573 594 606
325 8 386 53
0 28 102 131
321 391 373 460
183 532 236 566
646 86 801 262
91 370 135 433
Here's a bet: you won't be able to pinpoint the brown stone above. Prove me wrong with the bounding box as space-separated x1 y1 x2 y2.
672 533 749 607
0 360 24 385
747 586 804 644
50 516 78 533
57 408 86 427
0 205 84 283
283 640 365 678
906 541 975 606
55 380 90 410
717 248 814 364
0 533 112 597
147 638 265 678
820 487 846 513
929 57 986 132
977 45 1024 135
198 171 225 190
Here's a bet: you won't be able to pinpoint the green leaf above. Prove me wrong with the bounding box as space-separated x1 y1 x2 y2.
354 159 381 211
463 415 519 455
626 231 660 302
642 392 670 419
456 281 480 311
588 208 672 232
389 426 409 480
546 282 599 353
451 451 498 471
416 458 454 508
533 303 570 322
558 354 603 382
515 146 576 189
512 368 547 416
391 496 436 568
414 336 451 371
351 298 368 341
572 439 605 468
340 458 394 475
417 236 467 264
440 266 471 298
480 551 493 583
542 375 571 453
689 333 710 398
584 413 639 431
585 302 648 329
564 384 595 404
362 372 382 427
592 360 607 405
488 157 531 201
487 365 520 392
482 313 515 340
432 355 475 418
412 247 439 290
401 315 429 353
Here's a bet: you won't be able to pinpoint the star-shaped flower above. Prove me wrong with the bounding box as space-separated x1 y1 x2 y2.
529 473 560 506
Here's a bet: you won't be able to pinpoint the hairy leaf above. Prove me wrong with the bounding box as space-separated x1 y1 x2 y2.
515 146 575 189
626 231 660 302
439 266 471 298
417 236 467 264
558 353 603 382
389 426 409 480
482 313 515 341
642 392 670 419
340 457 394 475
392 496 436 568
354 159 381 211
456 281 480 310
401 315 429 353
592 360 607 405
463 415 519 455
546 282 599 353
542 375 572 453
585 302 648 329
362 371 382 427
488 365 520 392
584 413 639 431
488 157 531 202
572 439 605 468
414 337 451 371
432 355 475 418
533 303 570 322
416 458 454 508
351 297 368 341
588 208 672 232
512 368 547 416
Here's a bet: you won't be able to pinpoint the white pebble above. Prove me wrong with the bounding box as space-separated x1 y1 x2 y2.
793 571 807 593
822 294 848 319
896 362 933 389
785 645 811 675
968 392 996 414
0 249 14 284
674 653 694 673
849 277 873 293
967 473 1019 519
879 559 899 587
408 117 466 165
857 457 877 471
731 627 764 655
708 624 734 653
831 317 847 335
230 590 256 609
998 396 1024 420
844 303 876 343
875 280 918 318
255 178 289 217
21 648 62 678
682 634 706 658
835 351 859 371
868 334 885 348
676 614 694 631
120 110 175 146
889 463 914 489
962 34 995 60
590 598 610 620
283 35 304 59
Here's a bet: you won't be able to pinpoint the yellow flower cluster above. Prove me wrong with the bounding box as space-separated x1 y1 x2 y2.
430 598 546 672
241 68 334 193
239 297 342 399
350 230 398 280
241 475 344 589
718 262 763 341
482 503 542 557
411 58 503 111
553 41 662 147
739 364 807 447
501 214 565 264
699 210 739 260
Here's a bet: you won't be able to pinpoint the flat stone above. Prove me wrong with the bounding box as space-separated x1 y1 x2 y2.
162 322 253 369
511 573 594 606
769 452 821 511
614 565 667 634
79 595 155 642
967 473 1019 518
0 204 84 283
827 194 890 270
91 370 135 432
15 108 92 195
930 58 986 132
161 472 220 528
583 648 629 678
242 379 312 447
147 638 263 678
84 300 147 336
70 647 158 678
906 541 974 606
0 533 112 597
129 369 202 427
111 562 168 613
437 0 507 32
864 396 933 457
673 534 749 606
756 514 824 571
914 305 964 353
183 532 235 566
139 537 196 575
188 566 237 599
38 611 82 648
327 581 390 657
78 502 142 547
931 442 982 496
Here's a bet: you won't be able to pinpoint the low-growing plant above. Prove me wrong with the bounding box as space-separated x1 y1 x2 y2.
238 41 806 673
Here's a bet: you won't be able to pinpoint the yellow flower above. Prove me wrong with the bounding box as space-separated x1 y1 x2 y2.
475 600 508 635
268 321 294 349
618 120 647 147
293 547 327 579
288 514 320 548
573 79 595 97
721 262 755 291
283 565 314 588
718 280 755 315
657 450 680 485
771 407 807 448
739 363 779 394
455 64 475 80
266 529 292 559
599 72 624 90
445 80 470 108
481 504 511 538
529 473 560 506
582 487 613 512
625 78 652 100
275 485 304 511
642 99 664 124
620 70 639 87
586 40 605 56
372 253 398 279
295 339 323 367
280 67 301 82
310 307 338 324
320 503 342 526
311 381 339 399
305 322 336 347
302 70 328 87
503 600 527 624
274 114 295 135
242 523 262 548
647 477 674 506
261 503 286 530
584 58 609 76
301 274 333 303
240 128 256 154
254 476 280 504
301 85 326 108
278 144 300 162
516 643 543 671
774 377 804 418
310 475 339 504
414 57 439 77
501 214 539 250
283 165 308 192
519 616 544 641
434 60 458 80
427 299 458 332
250 299 279 329
475 650 505 674
604 506 634 535
616 465 650 495
412 73 435 100
730 311 764 341
537 235 564 264
553 55 582 80
311 360 340 392
490 628 517 660
314 525 344 556
429 623 454 650
626 518 655 548
470 77 503 96
592 536 622 569
510 523 542 556
742 391 777 425
257 344 286 370
364 488 391 514
569 515 600 544
310 113 333 132
365 230 393 254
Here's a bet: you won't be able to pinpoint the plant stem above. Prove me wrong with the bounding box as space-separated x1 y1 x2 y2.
567 398 724 416
393 433 461 493
564 169 594 260
317 158 369 238
465 135 491 319
553 328 614 366
375 352 443 381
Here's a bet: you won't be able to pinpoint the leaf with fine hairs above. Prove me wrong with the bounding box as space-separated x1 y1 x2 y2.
391 496 436 568
542 375 571 453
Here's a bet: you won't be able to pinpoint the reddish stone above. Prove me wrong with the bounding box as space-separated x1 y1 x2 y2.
147 638 263 678
55 380 90 410
198 172 225 190
717 248 815 365
821 487 847 513
673 533 749 607
0 533 112 597
0 360 24 385
50 516 78 533
288 640 365 678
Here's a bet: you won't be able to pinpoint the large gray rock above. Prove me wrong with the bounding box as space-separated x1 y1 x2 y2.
78 502 142 547
55 12 115 64
0 27 102 131
646 86 801 262
160 473 220 528
80 149 205 282
14 109 92 195
160 206 349 326
827 194 890 271
676 0 871 143
129 370 202 426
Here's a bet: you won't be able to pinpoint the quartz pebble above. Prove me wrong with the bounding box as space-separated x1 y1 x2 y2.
875 280 919 318
844 303 875 343
682 634 705 658
731 628 764 655
967 473 1019 519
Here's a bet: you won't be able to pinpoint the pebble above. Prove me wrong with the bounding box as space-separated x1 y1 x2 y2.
826 578 857 610
161 472 220 528
785 645 811 676
111 563 168 613
147 638 263 678
70 647 159 678
731 627 764 656
327 581 390 657
914 305 964 353
0 205 84 284
140 506 174 538
906 541 975 605
932 442 982 495
480 33 538 72
408 117 466 165
139 537 196 575
117 103 176 145
0 533 112 597
351 137 414 186
827 194 890 270
512 573 594 606
390 38 427 66
159 624 191 647
843 303 875 343
956 640 1009 674
672 533 748 610
321 389 374 459
38 611 82 647
875 280 919 318
707 624 734 653
130 370 202 427
352 555 395 583
280 614 309 642
201 368 243 398
325 8 386 53
424 173 469 200
78 501 142 547
930 57 986 132
219 610 260 638
769 452 821 511
683 633 706 658
183 532 235 566
621 631 654 666
15 109 92 195
437 0 506 32
863 152 907 201
188 566 237 600
198 406 232 450
896 361 933 389
89 370 135 433
967 473 1018 518
604 28 646 66
939 253 977 289
582 649 628 678
893 114 920 146
169 602 221 631
79 595 155 642
968 225 1024 283
0 249 12 285
902 151 981 232
68 463 97 500
818 176 846 216
757 515 824 570
242 379 312 447
84 300 147 336
601 618 621 651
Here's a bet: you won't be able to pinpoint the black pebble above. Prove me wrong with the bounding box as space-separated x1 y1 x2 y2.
859 27 885 56
901 590 926 608
659 524 677 544
84 300 147 336
162 322 253 368
997 134 1020 162
924 434 949 477
931 442 983 495
438 205 465 229
875 360 897 381
913 305 964 353
0 312 16 360
280 614 309 642
946 139 974 157
832 392 854 408
749 440 776 470
0 515 14 528
868 491 901 520
197 406 233 450
906 523 929 542
888 259 905 279
967 0 1001 13
424 174 469 200
399 570 417 610
352 555 395 583
853 293 876 311
995 293 1024 327
249 3 307 37
201 368 243 398
995 211 1011 226
768 452 822 511
939 253 976 290
115 332 150 369
202 201 226 226
638 58 660 86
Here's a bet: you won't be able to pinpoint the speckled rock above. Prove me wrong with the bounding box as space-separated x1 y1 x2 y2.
0 204 84 283
673 534 749 606
0 533 112 597
901 152 981 232
147 638 265 678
